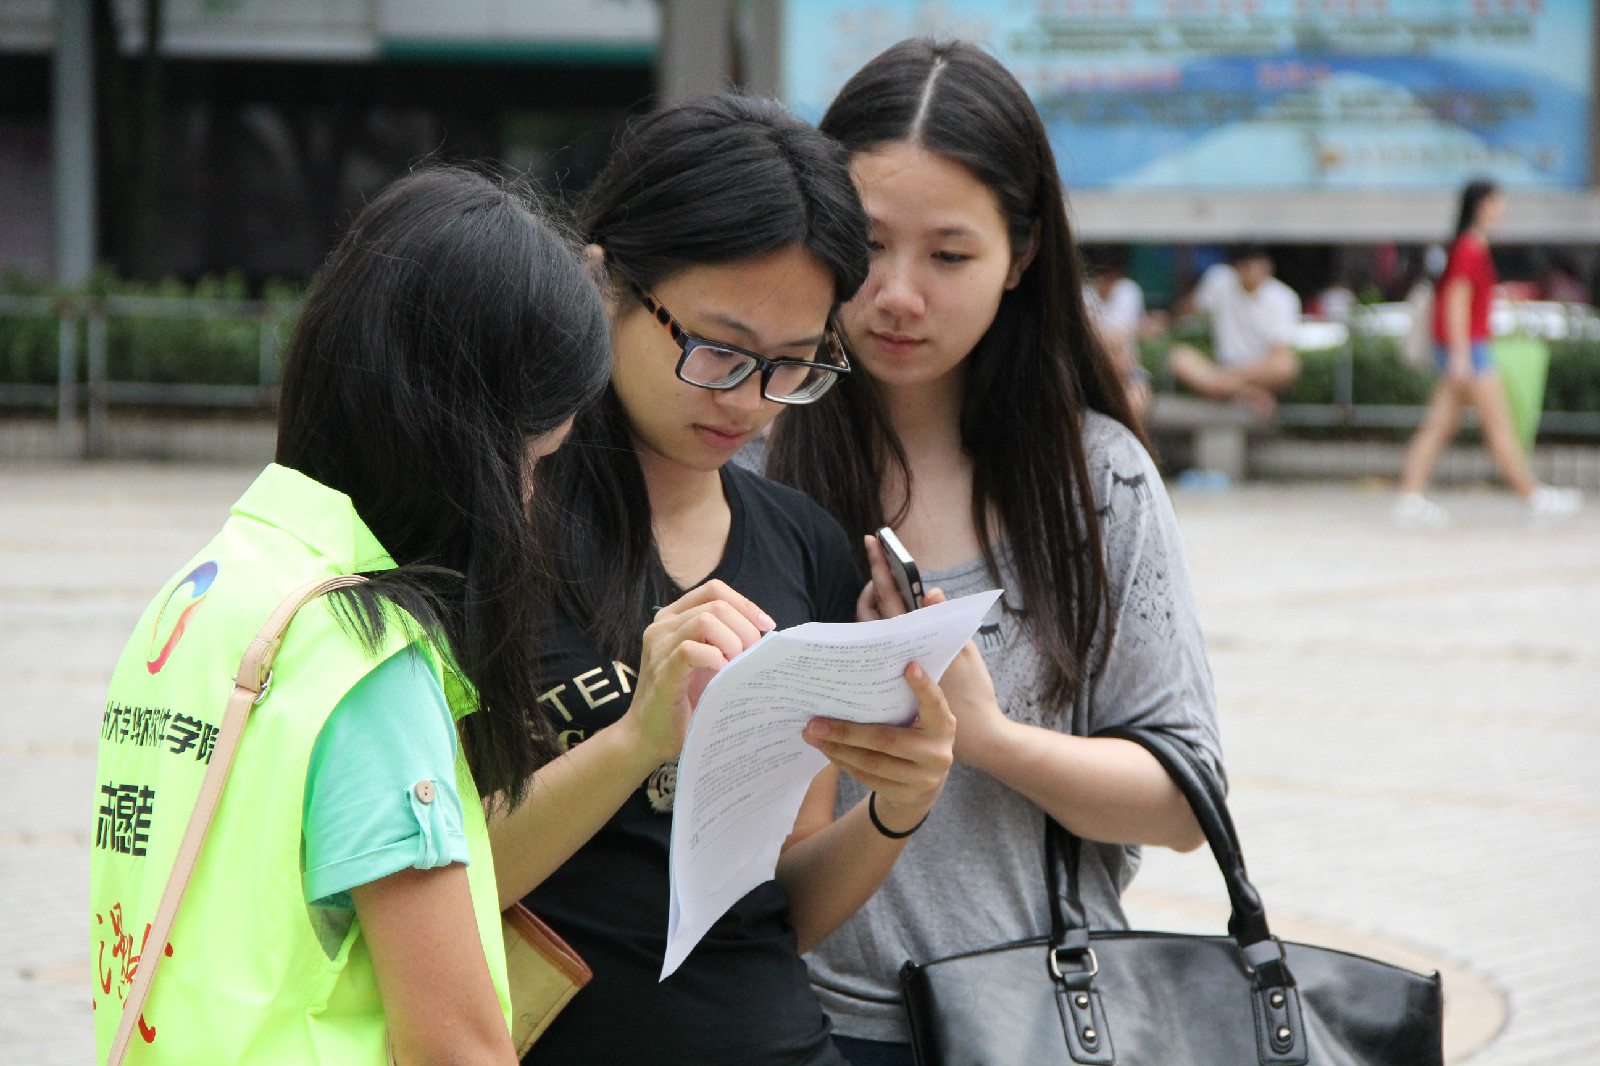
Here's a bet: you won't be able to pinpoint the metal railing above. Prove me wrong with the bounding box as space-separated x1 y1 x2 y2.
0 294 297 458
4 296 1599 460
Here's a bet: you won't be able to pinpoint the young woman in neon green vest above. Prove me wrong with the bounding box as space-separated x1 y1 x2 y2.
90 167 610 1065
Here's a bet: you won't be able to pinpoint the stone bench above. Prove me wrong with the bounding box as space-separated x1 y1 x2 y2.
1145 395 1272 480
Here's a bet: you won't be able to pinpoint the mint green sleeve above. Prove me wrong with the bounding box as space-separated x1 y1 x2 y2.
301 643 470 909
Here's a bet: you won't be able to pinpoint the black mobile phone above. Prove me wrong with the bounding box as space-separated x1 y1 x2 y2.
874 526 924 613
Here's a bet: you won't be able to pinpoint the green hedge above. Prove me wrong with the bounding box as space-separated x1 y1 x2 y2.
1 273 302 388
7 274 1600 414
1141 331 1600 412
1286 338 1435 406
0 274 59 386
1546 341 1600 412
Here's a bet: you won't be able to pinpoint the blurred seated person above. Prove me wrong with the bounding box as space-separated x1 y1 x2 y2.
1168 244 1300 418
1539 254 1588 304
1083 245 1154 418
1311 282 1356 322
1312 260 1372 321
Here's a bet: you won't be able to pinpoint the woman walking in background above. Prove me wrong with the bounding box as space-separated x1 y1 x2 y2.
91 168 610 1066
1395 180 1581 525
764 40 1222 1066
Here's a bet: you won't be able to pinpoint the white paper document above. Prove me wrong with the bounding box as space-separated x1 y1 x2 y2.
660 589 1003 979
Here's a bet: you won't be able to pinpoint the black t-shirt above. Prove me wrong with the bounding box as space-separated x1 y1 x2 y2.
523 463 862 1066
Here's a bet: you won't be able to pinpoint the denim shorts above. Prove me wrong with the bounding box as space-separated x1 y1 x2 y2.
1435 341 1493 376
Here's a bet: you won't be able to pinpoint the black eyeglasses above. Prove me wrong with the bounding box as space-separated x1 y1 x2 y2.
630 282 851 405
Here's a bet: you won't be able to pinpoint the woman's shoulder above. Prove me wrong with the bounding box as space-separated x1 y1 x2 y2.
313 644 454 766
724 460 849 540
726 437 845 534
1448 232 1490 265
1078 411 1174 536
1081 411 1159 484
722 462 861 623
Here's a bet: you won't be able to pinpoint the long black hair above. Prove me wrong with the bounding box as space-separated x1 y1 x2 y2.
766 39 1144 707
276 166 611 804
1455 179 1500 239
535 93 869 663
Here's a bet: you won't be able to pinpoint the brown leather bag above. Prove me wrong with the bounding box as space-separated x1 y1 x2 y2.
503 901 592 1054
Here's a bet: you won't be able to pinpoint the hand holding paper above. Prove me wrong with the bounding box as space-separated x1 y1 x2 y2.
626 579 775 767
660 589 1002 979
799 657 953 826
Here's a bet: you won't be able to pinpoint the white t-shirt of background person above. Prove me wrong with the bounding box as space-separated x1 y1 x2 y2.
1193 263 1300 367
1084 277 1144 338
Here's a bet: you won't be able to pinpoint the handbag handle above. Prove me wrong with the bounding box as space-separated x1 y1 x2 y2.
1100 728 1273 947
1044 729 1277 960
106 574 367 1066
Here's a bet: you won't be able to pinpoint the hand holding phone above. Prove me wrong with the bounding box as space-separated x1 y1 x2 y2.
874 526 924 614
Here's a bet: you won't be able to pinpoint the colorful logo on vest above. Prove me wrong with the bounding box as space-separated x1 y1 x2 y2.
146 561 219 674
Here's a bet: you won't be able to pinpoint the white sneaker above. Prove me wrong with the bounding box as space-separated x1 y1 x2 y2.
1528 485 1582 520
1394 493 1449 529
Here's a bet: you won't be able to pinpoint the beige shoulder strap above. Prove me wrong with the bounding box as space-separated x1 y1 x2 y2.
107 574 368 1066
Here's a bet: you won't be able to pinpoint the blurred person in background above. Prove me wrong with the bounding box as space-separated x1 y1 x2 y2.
1395 180 1581 526
1167 243 1301 418
1311 279 1357 322
1311 256 1374 322
1537 253 1588 305
1083 246 1154 418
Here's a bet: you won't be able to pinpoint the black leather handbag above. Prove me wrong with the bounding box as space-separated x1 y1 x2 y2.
900 728 1444 1066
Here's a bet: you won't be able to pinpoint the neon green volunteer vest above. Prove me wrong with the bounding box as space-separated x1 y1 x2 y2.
90 464 511 1065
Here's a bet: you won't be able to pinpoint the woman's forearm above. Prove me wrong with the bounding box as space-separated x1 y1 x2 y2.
774 795 917 954
487 716 661 910
1445 278 1474 360
489 583 776 911
965 723 1204 853
776 662 955 953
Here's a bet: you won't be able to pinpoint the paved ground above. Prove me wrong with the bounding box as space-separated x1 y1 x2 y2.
1128 481 1600 1066
1 464 1596 1065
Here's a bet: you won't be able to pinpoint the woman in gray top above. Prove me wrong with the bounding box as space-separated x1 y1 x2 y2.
764 40 1224 1065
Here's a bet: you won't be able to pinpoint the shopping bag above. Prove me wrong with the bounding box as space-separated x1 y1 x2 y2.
1490 335 1550 454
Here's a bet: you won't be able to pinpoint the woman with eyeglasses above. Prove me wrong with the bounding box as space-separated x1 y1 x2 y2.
486 95 956 1066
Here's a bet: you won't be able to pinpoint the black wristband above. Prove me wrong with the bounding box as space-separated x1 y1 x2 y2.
868 792 928 840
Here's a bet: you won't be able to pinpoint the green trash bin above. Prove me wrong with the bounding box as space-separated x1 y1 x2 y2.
1490 334 1550 454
